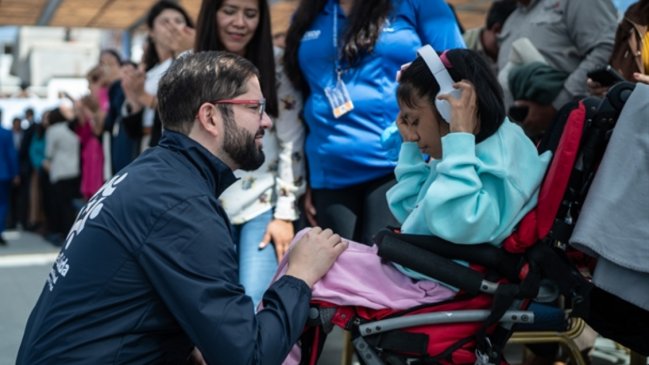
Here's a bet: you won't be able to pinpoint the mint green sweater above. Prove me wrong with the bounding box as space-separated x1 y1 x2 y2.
386 119 551 281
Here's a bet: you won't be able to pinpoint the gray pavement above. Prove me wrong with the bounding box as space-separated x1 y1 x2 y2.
0 230 58 365
0 229 639 365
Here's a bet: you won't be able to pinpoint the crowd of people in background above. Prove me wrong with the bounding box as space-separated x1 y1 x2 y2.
2 0 649 362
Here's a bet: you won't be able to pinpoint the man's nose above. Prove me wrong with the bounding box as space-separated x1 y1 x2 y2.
260 112 273 130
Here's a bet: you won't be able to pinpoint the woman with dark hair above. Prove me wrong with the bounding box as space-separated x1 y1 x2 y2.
194 0 305 309
122 0 195 149
388 48 551 280
283 0 464 244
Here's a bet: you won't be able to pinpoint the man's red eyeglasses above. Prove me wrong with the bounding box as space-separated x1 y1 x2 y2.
211 98 266 120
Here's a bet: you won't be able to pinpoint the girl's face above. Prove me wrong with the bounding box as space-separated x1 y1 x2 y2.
398 94 449 159
216 0 260 55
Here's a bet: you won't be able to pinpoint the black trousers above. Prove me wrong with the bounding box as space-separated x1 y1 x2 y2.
311 173 399 244
50 177 80 236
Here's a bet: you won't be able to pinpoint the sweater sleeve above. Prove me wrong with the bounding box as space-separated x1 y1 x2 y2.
273 50 306 221
386 142 431 223
138 196 311 365
404 132 532 244
553 0 617 109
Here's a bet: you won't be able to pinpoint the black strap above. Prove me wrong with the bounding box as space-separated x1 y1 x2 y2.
364 331 429 356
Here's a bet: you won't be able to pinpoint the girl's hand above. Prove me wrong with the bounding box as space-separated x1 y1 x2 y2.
437 80 479 134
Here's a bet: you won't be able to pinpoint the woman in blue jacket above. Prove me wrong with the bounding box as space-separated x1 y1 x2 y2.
284 0 465 243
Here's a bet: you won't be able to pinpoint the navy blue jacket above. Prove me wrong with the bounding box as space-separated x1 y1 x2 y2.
0 127 19 181
17 131 311 364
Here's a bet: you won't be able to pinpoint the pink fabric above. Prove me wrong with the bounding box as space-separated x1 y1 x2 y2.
77 120 104 200
98 87 109 112
273 228 455 310
275 229 456 365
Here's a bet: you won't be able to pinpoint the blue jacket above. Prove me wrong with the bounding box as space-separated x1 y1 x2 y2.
17 131 311 365
0 127 18 181
298 0 465 189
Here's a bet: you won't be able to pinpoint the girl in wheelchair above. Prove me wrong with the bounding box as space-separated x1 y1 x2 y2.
275 48 552 364
387 47 551 281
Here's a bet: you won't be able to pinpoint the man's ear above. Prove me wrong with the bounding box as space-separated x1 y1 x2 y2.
196 102 221 138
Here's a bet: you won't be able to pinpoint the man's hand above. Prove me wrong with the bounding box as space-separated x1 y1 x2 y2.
285 227 347 288
514 100 556 139
259 219 294 262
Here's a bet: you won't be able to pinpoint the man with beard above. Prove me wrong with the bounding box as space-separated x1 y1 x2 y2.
17 51 348 365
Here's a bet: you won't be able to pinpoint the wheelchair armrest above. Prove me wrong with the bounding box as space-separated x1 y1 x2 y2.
374 229 523 282
376 232 494 295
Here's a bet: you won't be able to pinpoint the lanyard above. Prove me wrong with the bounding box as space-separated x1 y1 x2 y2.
333 4 343 78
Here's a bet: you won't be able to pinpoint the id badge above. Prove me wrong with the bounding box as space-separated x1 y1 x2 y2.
324 78 354 118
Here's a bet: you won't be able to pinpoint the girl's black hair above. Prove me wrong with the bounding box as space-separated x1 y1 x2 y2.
144 1 195 72
194 0 278 118
283 0 392 96
397 48 505 143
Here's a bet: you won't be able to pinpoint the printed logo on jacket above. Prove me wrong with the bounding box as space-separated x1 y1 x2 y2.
46 173 129 291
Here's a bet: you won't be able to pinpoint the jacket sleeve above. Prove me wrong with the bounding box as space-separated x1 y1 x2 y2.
386 142 431 223
411 0 465 50
553 0 617 109
273 49 306 221
137 196 311 365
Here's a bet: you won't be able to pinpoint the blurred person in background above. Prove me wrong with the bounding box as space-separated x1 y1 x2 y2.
102 55 143 178
121 0 195 150
28 111 50 236
0 124 19 246
3 108 37 236
194 0 305 309
588 0 649 95
270 0 299 48
463 0 517 76
42 107 80 246
283 0 464 244
497 0 617 140
77 66 108 200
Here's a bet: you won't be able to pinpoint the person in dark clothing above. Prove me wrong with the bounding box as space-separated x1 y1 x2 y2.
16 51 347 365
104 61 142 175
14 108 36 229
